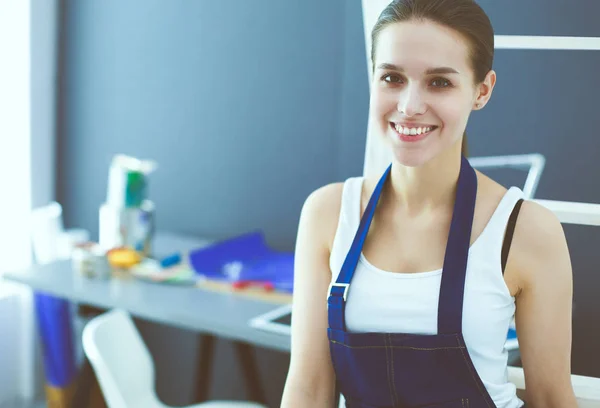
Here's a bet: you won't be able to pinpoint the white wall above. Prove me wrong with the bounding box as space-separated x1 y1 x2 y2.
0 0 33 402
0 293 20 403
0 0 59 403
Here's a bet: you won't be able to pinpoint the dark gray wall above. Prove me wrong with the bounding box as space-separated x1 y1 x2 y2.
57 0 599 405
472 0 600 378
57 0 367 252
57 0 367 406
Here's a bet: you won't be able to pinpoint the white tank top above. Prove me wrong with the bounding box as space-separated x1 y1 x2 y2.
330 177 525 408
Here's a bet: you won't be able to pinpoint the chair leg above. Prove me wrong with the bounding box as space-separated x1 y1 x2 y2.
70 358 96 408
233 342 267 405
195 334 216 402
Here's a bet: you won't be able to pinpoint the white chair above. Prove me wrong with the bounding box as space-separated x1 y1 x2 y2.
82 308 266 408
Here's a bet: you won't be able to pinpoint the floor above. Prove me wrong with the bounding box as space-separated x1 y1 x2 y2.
0 400 45 408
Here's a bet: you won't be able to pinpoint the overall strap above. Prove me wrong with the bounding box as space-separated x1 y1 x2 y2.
501 198 524 274
328 164 391 331
437 156 478 334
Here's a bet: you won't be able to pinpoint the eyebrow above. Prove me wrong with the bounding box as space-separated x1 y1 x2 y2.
376 63 459 75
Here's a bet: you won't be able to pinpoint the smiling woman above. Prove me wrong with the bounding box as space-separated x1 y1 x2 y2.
281 1 578 407
368 4 494 168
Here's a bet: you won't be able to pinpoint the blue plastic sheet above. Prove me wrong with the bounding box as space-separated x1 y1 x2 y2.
34 293 77 388
188 231 294 293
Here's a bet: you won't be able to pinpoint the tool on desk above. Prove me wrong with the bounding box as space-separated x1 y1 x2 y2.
72 242 111 279
30 201 66 264
106 154 157 208
128 232 295 292
160 252 182 268
130 258 199 285
58 228 90 259
107 247 142 269
99 154 157 256
232 280 275 291
99 200 155 256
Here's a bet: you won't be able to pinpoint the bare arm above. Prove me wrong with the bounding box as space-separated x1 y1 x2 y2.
280 184 343 408
507 201 577 407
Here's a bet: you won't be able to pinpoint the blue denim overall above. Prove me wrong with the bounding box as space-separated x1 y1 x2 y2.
328 156 500 408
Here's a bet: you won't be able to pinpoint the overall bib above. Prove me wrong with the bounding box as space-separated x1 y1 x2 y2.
328 156 503 407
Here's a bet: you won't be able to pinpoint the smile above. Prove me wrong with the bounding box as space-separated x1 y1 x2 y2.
390 122 439 136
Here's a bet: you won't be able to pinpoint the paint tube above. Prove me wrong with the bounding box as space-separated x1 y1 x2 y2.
99 200 155 255
106 154 157 208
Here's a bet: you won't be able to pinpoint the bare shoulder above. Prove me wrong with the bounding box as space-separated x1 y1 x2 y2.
512 200 569 260
516 200 566 245
474 170 508 203
303 182 344 212
508 199 572 290
473 171 509 224
299 182 345 251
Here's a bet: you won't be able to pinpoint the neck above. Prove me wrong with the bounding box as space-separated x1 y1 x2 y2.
385 145 463 216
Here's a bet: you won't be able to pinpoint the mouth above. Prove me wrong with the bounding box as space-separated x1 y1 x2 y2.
390 122 439 138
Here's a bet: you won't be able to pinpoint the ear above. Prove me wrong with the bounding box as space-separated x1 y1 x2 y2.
473 70 496 110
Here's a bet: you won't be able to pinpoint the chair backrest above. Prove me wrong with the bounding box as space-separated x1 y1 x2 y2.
82 309 158 408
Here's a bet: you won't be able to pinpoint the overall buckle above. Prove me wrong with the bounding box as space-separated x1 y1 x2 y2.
328 283 349 302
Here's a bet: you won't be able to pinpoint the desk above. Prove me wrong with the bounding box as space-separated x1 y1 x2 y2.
3 231 522 405
2 232 292 405
3 232 292 352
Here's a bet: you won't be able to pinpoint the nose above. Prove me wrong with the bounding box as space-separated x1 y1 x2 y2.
397 84 426 117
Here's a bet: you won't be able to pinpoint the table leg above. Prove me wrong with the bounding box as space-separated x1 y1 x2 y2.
195 334 216 402
233 342 267 404
70 357 95 408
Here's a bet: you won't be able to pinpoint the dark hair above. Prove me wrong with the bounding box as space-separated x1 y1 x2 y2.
371 0 495 156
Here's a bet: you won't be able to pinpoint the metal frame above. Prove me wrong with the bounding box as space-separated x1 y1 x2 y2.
495 35 600 51
468 153 546 199
467 152 600 226
532 199 600 226
470 32 600 224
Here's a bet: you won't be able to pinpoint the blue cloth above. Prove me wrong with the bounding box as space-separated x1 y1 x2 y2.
35 293 77 388
328 156 499 407
188 231 294 292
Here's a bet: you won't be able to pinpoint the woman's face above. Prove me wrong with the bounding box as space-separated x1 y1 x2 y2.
370 20 493 167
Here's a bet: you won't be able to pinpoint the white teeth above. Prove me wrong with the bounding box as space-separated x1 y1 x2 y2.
394 124 436 136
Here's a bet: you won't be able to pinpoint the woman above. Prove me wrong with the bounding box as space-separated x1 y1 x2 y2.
281 0 577 407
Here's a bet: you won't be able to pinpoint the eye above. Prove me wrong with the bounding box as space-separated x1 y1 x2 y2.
381 73 404 84
430 77 452 88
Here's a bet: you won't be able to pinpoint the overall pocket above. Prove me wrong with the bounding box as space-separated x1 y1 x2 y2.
343 395 391 408
421 398 469 408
